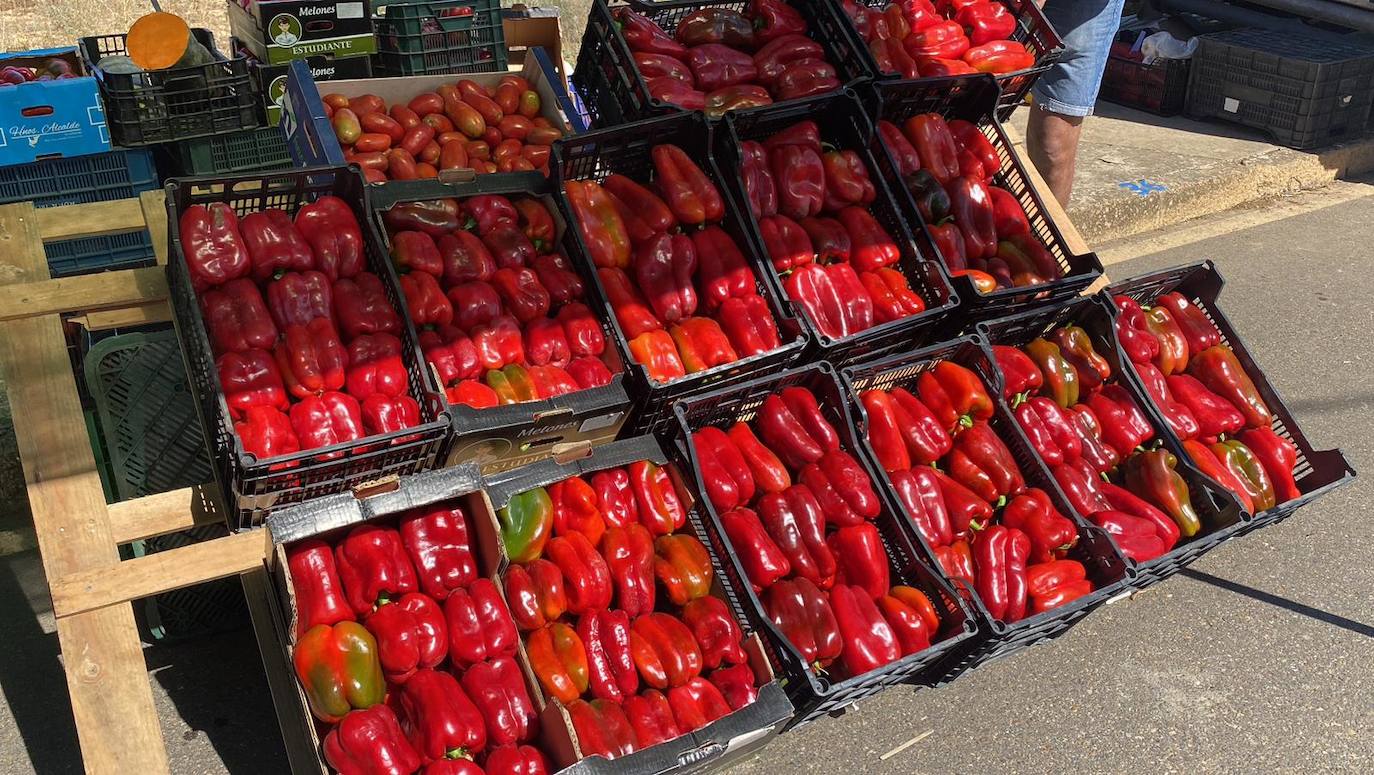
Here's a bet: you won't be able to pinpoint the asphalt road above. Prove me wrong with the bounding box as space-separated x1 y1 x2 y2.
0 185 1369 773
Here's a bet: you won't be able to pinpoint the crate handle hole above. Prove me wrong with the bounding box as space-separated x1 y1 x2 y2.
21 105 54 117
351 474 401 499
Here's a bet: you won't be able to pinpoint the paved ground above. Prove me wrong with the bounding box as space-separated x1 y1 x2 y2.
0 178 1370 773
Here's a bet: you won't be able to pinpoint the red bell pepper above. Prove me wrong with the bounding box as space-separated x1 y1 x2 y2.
668 677 732 732
275 318 347 398
653 533 713 607
963 39 1035 73
877 125 921 188
956 2 1015 46
774 59 841 100
759 214 813 273
860 268 926 324
764 576 842 667
623 690 681 750
694 426 756 512
397 504 476 602
335 524 419 616
889 466 953 549
529 363 578 401
461 656 537 748
676 6 757 48
949 421 1025 502
546 532 613 614
361 393 418 435
1113 295 1161 365
862 389 913 472
1166 374 1243 439
1135 362 1200 440
830 583 900 675
752 0 807 42
290 390 365 451
512 198 556 251
647 76 708 110
391 230 444 279
1189 345 1272 429
484 745 549 775
1014 395 1082 467
653 144 724 225
723 506 792 591
398 271 453 331
489 267 551 324
599 267 662 339
382 199 460 236
446 380 499 409
218 349 288 418
635 50 694 83
565 181 631 269
345 333 407 400
1087 509 1167 563
769 142 825 221
1069 405 1119 474
1212 439 1276 512
181 203 251 291
918 360 994 431
799 216 850 263
324 706 421 775
201 278 278 354
971 523 1013 620
1100 480 1181 550
903 113 960 185
568 357 614 390
693 225 756 310
728 421 792 494
687 43 758 92
332 272 401 340
740 140 779 219
886 387 953 464
682 594 747 669
592 469 639 529
1155 292 1221 354
549 475 606 547
422 327 480 386
527 621 590 703
553 303 604 360
529 254 583 308
717 294 783 359
579 609 639 703
949 120 1001 182
877 589 933 656
705 83 774 118
471 315 526 370
948 176 998 260
364 592 446 684
462 195 517 236
828 522 890 600
1087 384 1155 458
602 524 656 618
235 405 299 459
755 388 837 470
444 578 517 668
287 538 354 637
1051 457 1112 517
1145 304 1190 376
266 270 332 331
1239 427 1300 503
241 209 313 282
294 196 363 282
631 612 704 688
567 699 637 760
505 559 568 631
930 223 968 274
671 317 740 373
904 20 970 61
603 174 676 236
932 538 976 585
615 7 688 59
993 344 1044 399
438 230 496 286
523 318 571 369
630 330 686 384
709 663 758 711
634 232 697 325
397 668 486 760
785 264 854 341
1002 488 1079 563
838 207 899 272
933 468 993 538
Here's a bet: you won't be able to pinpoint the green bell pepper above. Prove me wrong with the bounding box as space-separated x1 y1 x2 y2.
500 487 554 563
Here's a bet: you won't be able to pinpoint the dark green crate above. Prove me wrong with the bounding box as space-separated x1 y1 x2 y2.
164 126 292 176
374 0 507 76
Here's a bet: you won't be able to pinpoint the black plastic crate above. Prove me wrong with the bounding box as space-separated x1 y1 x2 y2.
373 0 508 76
866 76 1103 323
1187 29 1374 150
718 90 957 367
1104 261 1355 537
572 0 871 129
1100 52 1189 117
164 165 450 531
977 296 1247 592
78 29 260 147
838 0 1062 121
161 126 292 176
841 336 1130 679
551 110 810 434
671 362 979 728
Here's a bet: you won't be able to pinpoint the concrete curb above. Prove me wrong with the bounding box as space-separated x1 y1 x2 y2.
1065 134 1374 247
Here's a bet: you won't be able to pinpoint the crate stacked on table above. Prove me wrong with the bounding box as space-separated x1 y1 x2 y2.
836 0 1063 120
1099 38 1189 117
373 0 508 76
164 165 450 530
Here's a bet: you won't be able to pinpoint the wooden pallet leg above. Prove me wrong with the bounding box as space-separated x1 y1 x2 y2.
0 202 170 774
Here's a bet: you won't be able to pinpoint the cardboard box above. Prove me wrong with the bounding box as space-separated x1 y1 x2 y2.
504 5 565 80
228 0 377 65
0 47 109 165
367 176 631 475
234 36 373 126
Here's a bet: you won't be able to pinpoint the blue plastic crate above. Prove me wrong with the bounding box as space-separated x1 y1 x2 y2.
0 148 159 276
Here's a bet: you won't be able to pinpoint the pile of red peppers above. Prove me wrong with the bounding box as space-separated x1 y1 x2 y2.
286 500 551 775
861 360 1095 622
743 119 930 341
182 195 429 461
692 385 947 678
497 460 763 761
324 74 564 181
878 110 1064 293
562 144 789 384
842 0 1036 78
1111 292 1299 515
614 1 843 118
380 194 621 410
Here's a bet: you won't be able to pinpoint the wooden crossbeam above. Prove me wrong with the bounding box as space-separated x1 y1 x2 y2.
106 484 224 544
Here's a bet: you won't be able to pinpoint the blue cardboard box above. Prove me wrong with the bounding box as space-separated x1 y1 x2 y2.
0 47 110 166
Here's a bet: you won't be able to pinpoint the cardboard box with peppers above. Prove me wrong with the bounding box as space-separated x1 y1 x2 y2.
611 0 846 118
180 192 435 461
840 0 1037 79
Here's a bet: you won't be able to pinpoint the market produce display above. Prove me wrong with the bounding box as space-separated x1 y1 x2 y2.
497 460 765 760
841 0 1036 78
1111 292 1301 514
286 500 552 774
859 359 1097 621
378 193 620 410
322 75 563 181
688 385 950 678
181 196 429 460
879 110 1064 292
0 58 78 83
613 0 844 117
736 117 933 340
561 144 791 384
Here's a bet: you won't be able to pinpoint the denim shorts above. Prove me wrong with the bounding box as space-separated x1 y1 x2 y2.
1031 0 1127 117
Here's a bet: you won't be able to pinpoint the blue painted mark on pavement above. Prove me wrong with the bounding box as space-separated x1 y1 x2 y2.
1118 179 1168 197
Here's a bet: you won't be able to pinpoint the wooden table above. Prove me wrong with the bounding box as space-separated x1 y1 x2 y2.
0 153 1088 774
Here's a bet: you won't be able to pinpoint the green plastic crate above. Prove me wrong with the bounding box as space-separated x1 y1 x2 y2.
374 0 508 76
163 126 293 177
84 329 247 642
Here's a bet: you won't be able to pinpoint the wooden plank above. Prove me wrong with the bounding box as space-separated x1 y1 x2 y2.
107 484 225 545
36 199 148 242
0 266 167 323
72 302 172 332
50 530 266 619
139 190 169 265
0 201 170 774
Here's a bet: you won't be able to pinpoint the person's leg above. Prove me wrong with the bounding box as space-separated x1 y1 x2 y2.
1027 0 1127 206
